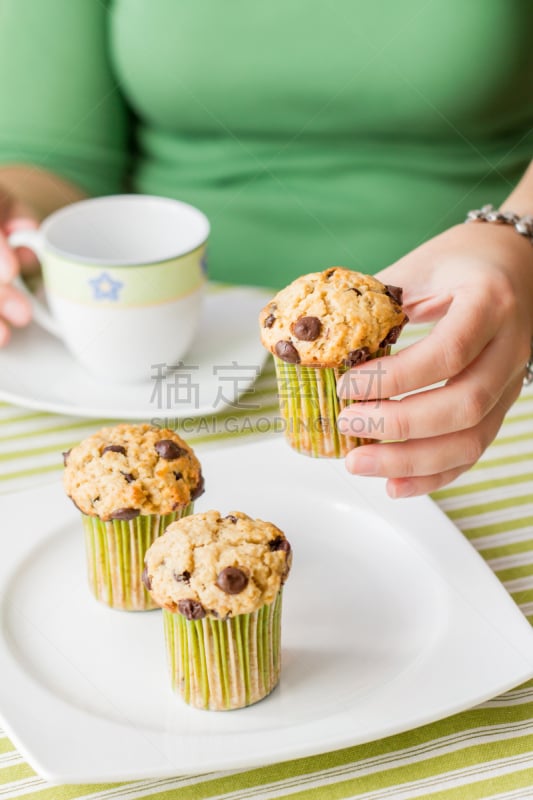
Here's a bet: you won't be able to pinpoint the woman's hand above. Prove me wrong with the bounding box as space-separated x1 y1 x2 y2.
0 185 38 346
337 222 533 498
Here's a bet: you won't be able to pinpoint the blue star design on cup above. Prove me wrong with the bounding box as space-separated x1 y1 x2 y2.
200 250 208 277
88 272 124 302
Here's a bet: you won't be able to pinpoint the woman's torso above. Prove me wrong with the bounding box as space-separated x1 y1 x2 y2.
110 0 533 286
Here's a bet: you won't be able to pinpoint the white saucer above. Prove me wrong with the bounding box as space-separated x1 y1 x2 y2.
1 438 533 783
0 286 270 419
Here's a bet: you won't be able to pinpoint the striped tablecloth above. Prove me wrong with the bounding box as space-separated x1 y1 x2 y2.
1 323 533 800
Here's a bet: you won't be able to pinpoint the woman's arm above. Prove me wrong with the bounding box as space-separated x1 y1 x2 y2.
502 161 533 216
0 165 86 223
338 161 533 497
0 163 86 281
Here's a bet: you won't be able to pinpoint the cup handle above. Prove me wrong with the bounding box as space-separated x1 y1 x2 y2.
8 229 62 338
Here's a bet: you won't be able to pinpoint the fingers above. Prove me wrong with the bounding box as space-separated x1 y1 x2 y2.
0 283 32 327
0 319 10 347
0 283 32 348
387 467 469 499
344 377 522 496
0 191 38 343
338 326 526 441
0 190 39 279
338 294 497 401
0 188 17 282
346 435 479 480
0 232 20 283
6 213 40 273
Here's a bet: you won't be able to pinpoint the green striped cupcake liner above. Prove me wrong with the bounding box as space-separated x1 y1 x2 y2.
273 349 389 458
82 504 194 611
163 591 283 710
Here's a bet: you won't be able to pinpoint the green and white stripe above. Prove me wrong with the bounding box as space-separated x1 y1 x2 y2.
1 322 533 799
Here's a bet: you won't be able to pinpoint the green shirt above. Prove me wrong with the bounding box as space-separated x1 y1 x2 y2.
1 0 532 287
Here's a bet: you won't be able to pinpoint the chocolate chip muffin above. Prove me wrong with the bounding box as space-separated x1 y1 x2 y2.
260 267 406 367
259 267 407 458
63 424 204 611
143 510 292 710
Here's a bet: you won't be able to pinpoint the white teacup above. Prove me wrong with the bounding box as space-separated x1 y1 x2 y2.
9 194 209 384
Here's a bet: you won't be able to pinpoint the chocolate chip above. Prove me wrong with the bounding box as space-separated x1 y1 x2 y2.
379 326 402 347
120 471 135 483
178 598 206 620
109 507 140 521
264 313 276 328
346 287 362 296
102 445 126 456
275 340 300 364
344 348 370 368
173 471 183 481
62 449 71 466
174 570 191 584
292 316 322 341
385 285 403 305
224 514 238 524
154 439 187 460
216 567 249 595
141 567 152 591
157 440 187 459
325 269 337 278
190 473 205 500
269 536 291 553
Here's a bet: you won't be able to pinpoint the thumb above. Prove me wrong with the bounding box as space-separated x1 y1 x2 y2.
374 260 451 325
2 201 39 278
0 229 21 283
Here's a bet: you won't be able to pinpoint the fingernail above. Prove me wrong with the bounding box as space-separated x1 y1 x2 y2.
388 480 414 499
348 454 378 475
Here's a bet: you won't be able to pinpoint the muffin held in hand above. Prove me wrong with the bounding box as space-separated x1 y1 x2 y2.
259 267 408 458
143 510 292 710
63 423 204 611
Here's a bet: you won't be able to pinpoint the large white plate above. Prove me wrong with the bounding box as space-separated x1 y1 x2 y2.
0 286 269 419
1 437 533 783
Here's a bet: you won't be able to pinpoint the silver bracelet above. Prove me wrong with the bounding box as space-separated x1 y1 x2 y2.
465 204 533 386
466 204 533 245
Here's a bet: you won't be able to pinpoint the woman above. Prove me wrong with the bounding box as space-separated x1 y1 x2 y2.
0 0 532 498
